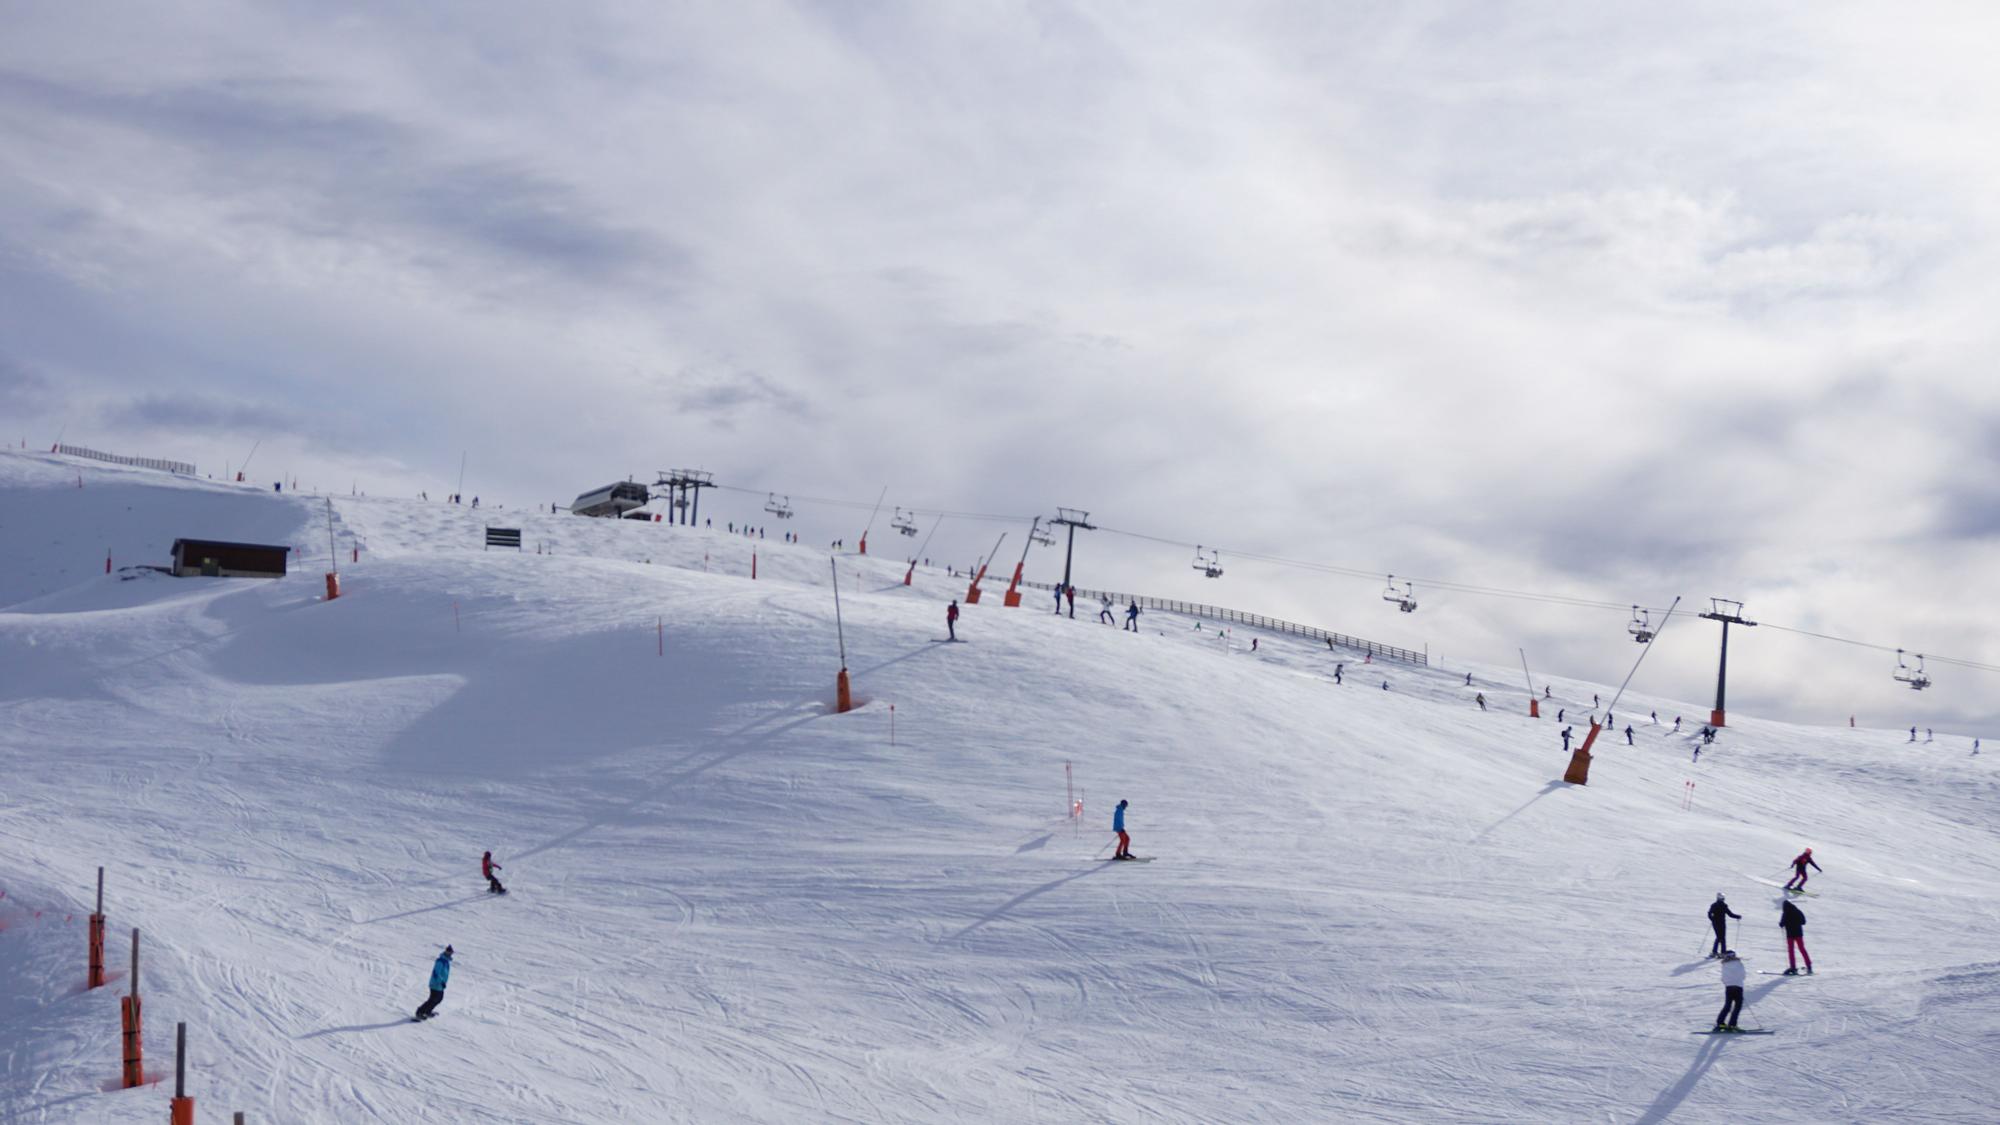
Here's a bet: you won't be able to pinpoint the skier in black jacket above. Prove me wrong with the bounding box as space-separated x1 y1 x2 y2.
1707 893 1740 957
1779 900 1813 975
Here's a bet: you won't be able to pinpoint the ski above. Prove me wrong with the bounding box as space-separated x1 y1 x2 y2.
1104 856 1154 863
1758 970 1815 976
1692 1029 1774 1035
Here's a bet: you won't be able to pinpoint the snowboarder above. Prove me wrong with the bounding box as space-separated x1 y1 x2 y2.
1124 600 1141 632
946 599 959 641
1112 799 1133 860
1475 692 1486 711
1779 900 1812 974
1783 847 1820 892
1100 596 1115 624
482 851 506 895
1624 725 1634 745
1715 950 1747 1030
413 945 453 1020
1561 727 1574 752
1708 894 1740 957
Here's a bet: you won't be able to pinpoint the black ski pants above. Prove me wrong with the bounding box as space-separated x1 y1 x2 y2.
1716 985 1742 1027
1710 923 1728 957
488 874 506 893
416 989 445 1019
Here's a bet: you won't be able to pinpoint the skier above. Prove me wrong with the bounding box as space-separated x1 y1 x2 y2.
1065 585 1076 619
1544 686 1551 699
1333 664 1343 685
1053 584 1064 616
1465 673 1473 686
1783 847 1820 892
1125 600 1141 632
1326 637 1335 652
1715 950 1747 1031
1707 894 1740 957
1779 899 1812 974
481 851 506 895
1111 799 1133 860
1624 725 1634 746
1380 680 1389 690
1557 708 1565 723
1925 728 1933 743
1475 692 1486 711
413 945 453 1021
946 599 959 641
1250 638 1259 652
1651 710 1658 724
1909 726 1917 743
1100 595 1115 625
1673 716 1682 732
1561 727 1574 752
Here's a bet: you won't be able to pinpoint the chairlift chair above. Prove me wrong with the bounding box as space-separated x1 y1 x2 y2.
1382 575 1417 613
1192 546 1223 579
1894 649 1932 690
1031 523 1056 548
1628 606 1654 644
763 493 793 519
892 507 919 536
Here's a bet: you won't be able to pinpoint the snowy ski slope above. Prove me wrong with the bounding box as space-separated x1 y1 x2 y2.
1 449 1997 1123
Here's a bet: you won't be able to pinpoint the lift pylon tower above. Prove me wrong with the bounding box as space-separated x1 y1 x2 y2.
1049 508 1095 594
655 470 715 526
1697 598 1756 728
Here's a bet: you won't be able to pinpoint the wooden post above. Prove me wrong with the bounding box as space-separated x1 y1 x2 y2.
170 1021 193 1124
120 928 143 1088
87 867 105 988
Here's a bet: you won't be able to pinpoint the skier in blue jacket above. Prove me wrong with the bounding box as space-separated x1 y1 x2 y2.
1111 799 1133 860
414 945 453 1021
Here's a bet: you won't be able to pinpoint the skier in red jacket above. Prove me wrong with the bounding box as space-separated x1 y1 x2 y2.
1783 848 1820 892
482 851 506 895
946 599 960 641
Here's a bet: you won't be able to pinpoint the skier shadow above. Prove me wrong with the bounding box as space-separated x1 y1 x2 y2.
1469 780 1568 844
296 1018 413 1039
853 642 947 678
1633 977 1786 1125
947 864 1107 943
358 892 490 926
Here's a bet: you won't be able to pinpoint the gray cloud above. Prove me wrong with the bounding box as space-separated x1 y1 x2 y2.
99 393 308 437
0 352 51 414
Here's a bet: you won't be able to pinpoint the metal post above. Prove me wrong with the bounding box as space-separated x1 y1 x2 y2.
171 1021 194 1124
1698 599 1756 728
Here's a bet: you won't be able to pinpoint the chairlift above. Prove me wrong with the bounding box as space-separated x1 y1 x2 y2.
1628 606 1654 644
1893 649 1932 691
892 507 919 536
1192 546 1223 579
1382 574 1417 613
763 493 793 519
1030 522 1056 548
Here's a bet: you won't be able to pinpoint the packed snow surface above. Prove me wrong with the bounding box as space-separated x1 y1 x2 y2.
1 450 1996 1123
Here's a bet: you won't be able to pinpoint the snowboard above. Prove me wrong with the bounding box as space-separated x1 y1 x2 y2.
1693 1028 1774 1035
410 1012 437 1022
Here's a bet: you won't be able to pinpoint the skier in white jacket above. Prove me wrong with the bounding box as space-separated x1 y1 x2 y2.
1715 950 1747 1031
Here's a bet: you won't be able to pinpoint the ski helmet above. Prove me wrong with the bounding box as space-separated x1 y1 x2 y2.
443 945 454 956
1804 847 1812 855
1715 893 1725 901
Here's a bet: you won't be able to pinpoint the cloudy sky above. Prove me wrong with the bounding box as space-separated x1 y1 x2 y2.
4 2 1997 731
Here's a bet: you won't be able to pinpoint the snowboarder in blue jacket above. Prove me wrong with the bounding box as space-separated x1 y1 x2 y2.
1112 799 1133 859
414 945 453 1020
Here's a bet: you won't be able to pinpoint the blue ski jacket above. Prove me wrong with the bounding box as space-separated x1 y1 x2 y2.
1113 805 1126 832
430 953 453 991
